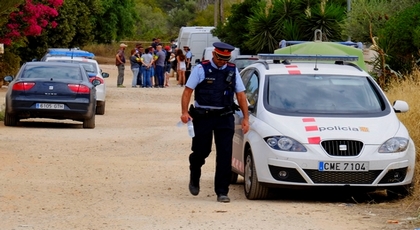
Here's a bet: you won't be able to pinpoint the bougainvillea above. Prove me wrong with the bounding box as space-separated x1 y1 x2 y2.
0 0 63 46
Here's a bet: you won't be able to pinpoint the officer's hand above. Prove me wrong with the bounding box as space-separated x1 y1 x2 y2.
180 113 191 124
241 119 249 134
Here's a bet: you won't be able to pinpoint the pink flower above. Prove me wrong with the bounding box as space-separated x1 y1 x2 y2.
0 0 63 45
51 21 58 28
0 38 12 46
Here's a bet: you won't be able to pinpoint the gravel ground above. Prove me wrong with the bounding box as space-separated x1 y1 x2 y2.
0 64 418 230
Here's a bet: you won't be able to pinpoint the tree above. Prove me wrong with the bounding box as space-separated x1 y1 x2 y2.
301 0 346 41
19 0 98 61
0 0 63 79
130 4 169 41
93 0 138 43
342 0 418 42
377 3 420 74
0 0 63 46
246 7 279 53
0 0 24 25
213 0 264 54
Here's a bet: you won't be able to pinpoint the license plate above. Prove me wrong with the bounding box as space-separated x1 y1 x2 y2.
36 103 65 109
319 161 368 171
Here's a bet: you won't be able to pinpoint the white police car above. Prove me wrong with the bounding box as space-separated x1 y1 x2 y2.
42 49 109 115
231 54 415 200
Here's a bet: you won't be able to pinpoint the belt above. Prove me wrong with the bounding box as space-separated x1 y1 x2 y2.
193 107 233 117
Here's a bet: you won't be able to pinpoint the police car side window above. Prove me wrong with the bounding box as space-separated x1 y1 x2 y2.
240 69 252 84
244 70 259 108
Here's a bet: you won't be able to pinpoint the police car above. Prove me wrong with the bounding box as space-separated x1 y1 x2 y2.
41 49 109 115
231 54 415 200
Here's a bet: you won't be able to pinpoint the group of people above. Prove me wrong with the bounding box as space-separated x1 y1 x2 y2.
115 38 192 88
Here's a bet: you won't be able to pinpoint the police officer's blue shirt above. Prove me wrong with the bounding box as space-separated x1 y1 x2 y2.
186 59 245 109
186 51 192 60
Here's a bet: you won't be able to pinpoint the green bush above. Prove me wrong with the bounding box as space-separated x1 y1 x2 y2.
377 2 420 73
0 47 22 81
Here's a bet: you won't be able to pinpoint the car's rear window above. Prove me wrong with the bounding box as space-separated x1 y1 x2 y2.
46 60 97 74
265 75 387 115
22 65 82 80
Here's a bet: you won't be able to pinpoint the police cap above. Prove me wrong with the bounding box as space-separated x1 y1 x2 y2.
213 42 234 61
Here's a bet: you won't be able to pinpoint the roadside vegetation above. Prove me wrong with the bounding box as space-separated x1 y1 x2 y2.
385 69 420 226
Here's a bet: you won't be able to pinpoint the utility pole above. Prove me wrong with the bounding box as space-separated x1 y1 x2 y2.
214 0 218 26
214 0 224 26
347 0 351 41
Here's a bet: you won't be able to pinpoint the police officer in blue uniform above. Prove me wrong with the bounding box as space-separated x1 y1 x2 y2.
180 42 250 203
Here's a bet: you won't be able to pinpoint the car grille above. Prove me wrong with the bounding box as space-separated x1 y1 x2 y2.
303 169 382 184
321 140 363 156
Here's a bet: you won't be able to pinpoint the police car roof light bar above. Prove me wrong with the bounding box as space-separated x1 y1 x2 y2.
47 50 95 59
279 40 364 49
257 54 359 62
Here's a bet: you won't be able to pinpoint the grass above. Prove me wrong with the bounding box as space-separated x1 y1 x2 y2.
385 69 420 224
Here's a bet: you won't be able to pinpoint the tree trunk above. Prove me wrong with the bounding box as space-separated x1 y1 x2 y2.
219 0 224 24
214 0 219 26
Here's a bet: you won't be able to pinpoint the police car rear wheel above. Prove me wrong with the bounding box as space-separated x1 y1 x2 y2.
244 149 269 200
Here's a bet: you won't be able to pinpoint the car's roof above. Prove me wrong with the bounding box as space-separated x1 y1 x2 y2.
45 48 95 59
247 54 368 76
234 55 259 59
258 62 367 76
25 61 84 68
44 56 99 64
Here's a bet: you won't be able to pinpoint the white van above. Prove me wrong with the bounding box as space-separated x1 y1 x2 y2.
177 26 221 66
200 46 240 63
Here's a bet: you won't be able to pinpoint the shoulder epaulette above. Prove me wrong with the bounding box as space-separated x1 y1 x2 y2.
201 60 210 64
227 62 236 67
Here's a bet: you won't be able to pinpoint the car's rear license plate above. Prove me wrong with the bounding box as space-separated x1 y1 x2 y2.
319 162 368 171
36 103 64 109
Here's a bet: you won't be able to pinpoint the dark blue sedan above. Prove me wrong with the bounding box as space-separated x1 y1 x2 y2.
3 62 100 128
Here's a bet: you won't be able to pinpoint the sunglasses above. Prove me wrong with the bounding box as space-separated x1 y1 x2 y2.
214 53 230 61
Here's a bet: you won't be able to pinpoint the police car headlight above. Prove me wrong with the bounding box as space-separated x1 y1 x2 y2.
378 137 409 153
264 136 307 152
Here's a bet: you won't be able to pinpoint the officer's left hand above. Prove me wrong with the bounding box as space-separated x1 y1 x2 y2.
180 113 192 124
241 119 249 134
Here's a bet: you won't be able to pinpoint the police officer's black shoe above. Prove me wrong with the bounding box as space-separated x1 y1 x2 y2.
217 195 230 203
189 181 200 196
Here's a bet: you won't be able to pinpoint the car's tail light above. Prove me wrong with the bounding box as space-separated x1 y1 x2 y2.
68 84 90 94
89 76 104 84
12 82 35 91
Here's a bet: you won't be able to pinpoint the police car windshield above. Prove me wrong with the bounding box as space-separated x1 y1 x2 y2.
264 75 387 116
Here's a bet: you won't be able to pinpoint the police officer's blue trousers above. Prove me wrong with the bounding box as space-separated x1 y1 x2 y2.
189 114 234 196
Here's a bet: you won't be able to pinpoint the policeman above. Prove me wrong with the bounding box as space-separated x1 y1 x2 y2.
180 42 250 203
183 46 192 82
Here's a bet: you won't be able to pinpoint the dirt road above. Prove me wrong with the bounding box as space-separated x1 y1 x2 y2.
0 65 417 229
